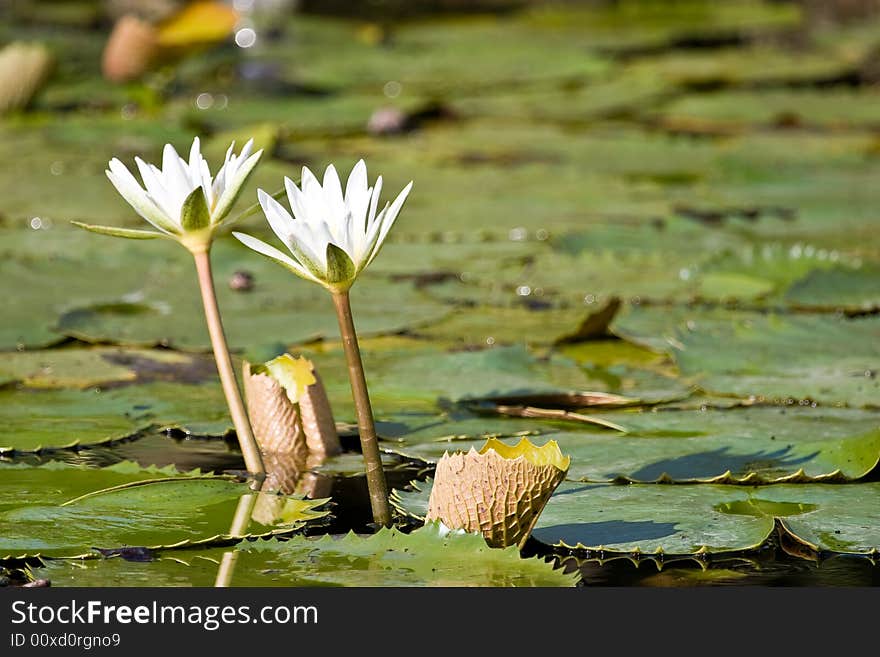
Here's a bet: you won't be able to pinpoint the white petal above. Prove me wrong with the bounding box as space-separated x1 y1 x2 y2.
367 175 383 227
345 160 371 239
365 181 412 268
212 149 262 224
257 186 295 243
162 143 195 201
299 165 328 224
188 137 202 174
232 232 322 284
134 157 170 210
345 159 368 202
322 163 345 217
287 218 332 272
360 201 388 269
300 165 322 199
106 162 178 234
284 176 311 224
238 138 254 162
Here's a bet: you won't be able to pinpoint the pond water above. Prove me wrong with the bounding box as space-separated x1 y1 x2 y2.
7 433 878 587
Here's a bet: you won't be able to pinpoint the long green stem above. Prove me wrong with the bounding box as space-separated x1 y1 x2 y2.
193 248 265 478
331 290 391 527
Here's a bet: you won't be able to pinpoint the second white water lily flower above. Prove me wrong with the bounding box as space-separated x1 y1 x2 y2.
74 137 262 252
233 160 412 292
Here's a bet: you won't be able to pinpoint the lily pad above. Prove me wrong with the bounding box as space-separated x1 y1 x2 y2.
672 313 880 407
658 89 880 131
0 467 329 559
0 461 194 514
0 227 451 350
393 479 775 555
389 406 880 483
38 524 577 587
0 347 210 389
272 14 608 92
0 381 233 453
763 484 880 555
692 243 849 304
55 234 451 350
784 264 880 312
395 477 880 556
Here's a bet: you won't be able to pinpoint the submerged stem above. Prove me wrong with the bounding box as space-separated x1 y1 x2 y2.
331 290 391 527
192 248 265 478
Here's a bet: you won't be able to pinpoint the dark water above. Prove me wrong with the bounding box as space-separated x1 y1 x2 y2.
9 432 879 587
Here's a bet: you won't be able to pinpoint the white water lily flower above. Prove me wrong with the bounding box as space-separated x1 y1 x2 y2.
233 159 412 292
73 137 262 251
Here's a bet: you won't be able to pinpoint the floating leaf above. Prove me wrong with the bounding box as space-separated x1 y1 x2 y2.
659 89 880 131
672 313 880 407
394 479 774 555
390 406 880 483
0 347 205 389
0 461 193 515
0 381 232 453
0 468 329 559
765 484 880 556
784 265 880 313
39 523 576 587
395 478 880 556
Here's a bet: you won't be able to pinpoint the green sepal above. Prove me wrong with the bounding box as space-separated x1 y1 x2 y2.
180 187 211 232
325 243 356 287
70 221 166 240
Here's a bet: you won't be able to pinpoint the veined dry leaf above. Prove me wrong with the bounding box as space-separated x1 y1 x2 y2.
426 437 570 548
243 356 341 458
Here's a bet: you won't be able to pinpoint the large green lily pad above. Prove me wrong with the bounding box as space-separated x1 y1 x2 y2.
761 484 880 555
0 381 232 453
0 465 329 559
0 347 212 389
0 461 193 514
267 14 609 92
393 479 775 554
389 406 880 483
38 524 577 587
0 227 451 350
784 265 880 312
300 341 616 418
394 478 880 556
658 89 880 131
672 313 880 406
692 243 850 304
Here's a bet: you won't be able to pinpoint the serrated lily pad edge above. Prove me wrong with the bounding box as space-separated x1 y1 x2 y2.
0 424 162 456
0 508 334 564
390 479 879 558
385 448 879 485
0 474 332 564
